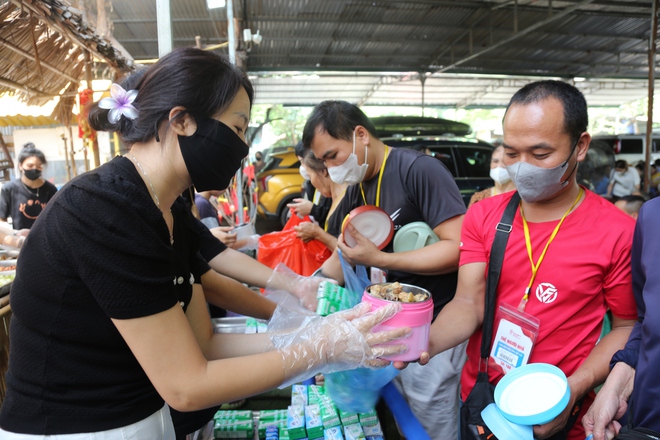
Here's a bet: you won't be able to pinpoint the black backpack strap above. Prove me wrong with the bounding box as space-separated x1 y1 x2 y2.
480 192 521 362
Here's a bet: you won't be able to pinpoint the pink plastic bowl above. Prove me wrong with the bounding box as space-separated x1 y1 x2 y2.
362 283 434 362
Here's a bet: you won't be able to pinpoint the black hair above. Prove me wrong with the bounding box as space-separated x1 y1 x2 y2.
294 140 305 158
88 47 254 145
302 148 328 175
18 145 47 166
654 158 660 168
618 194 646 214
505 80 588 145
301 101 378 150
615 160 628 170
255 151 263 160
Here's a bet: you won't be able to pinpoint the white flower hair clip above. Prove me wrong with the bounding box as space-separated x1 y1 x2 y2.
98 83 138 124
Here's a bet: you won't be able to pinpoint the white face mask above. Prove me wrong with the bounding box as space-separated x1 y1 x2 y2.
489 167 511 185
299 165 311 181
327 130 369 185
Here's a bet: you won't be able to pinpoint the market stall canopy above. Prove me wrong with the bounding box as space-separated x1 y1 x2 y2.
108 0 659 107
0 0 133 108
0 115 60 127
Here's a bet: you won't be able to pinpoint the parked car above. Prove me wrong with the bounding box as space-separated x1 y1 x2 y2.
386 136 495 206
371 116 494 206
256 147 304 227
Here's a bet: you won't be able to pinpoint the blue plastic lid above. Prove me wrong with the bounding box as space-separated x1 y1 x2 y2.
481 403 533 440
392 222 439 253
495 363 570 426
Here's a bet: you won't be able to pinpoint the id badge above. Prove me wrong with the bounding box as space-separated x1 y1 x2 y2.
370 267 387 284
489 303 540 375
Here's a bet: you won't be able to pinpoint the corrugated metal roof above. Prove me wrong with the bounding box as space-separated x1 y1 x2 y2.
93 0 660 107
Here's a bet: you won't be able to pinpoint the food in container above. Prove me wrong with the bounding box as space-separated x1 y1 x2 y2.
362 282 433 362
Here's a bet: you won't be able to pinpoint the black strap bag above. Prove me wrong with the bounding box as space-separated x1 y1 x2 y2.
459 192 519 440
459 192 582 440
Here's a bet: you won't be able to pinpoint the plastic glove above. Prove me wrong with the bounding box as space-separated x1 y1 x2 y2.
273 301 410 388
265 263 334 311
237 234 260 252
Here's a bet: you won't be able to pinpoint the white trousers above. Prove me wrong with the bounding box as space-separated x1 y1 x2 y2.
0 405 175 440
393 341 468 440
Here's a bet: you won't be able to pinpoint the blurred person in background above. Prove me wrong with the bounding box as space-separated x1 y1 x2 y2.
614 194 646 220
0 143 57 232
287 140 332 225
468 145 517 207
253 150 265 174
606 160 640 201
293 149 348 252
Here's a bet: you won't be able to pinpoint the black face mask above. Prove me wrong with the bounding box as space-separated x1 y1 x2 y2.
23 169 42 181
178 117 249 192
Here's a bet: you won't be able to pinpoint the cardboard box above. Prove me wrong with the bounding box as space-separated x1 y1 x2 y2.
286 405 307 440
213 419 254 439
305 404 324 440
358 409 378 427
343 423 366 440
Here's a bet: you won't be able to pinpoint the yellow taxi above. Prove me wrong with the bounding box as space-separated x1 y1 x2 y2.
256 149 305 227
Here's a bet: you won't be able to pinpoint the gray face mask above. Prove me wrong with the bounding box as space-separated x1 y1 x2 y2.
506 141 578 203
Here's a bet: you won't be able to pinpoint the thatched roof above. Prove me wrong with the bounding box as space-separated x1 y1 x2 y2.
0 0 133 108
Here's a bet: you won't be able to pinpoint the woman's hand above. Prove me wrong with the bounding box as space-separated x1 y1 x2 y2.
275 302 411 387
210 226 237 247
294 222 320 242
287 198 313 218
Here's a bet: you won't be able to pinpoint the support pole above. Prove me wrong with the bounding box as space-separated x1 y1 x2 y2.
85 51 99 170
645 0 659 194
61 134 71 182
227 0 236 65
156 0 173 57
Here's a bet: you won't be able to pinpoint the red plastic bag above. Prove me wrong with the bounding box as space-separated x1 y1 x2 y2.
257 214 331 276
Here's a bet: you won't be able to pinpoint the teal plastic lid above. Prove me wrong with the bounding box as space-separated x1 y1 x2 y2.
495 363 570 426
393 222 439 253
481 403 533 440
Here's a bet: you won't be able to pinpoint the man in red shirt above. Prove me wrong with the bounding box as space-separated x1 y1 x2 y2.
412 81 638 440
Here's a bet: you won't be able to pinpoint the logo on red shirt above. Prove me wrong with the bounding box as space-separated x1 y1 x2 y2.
535 282 558 304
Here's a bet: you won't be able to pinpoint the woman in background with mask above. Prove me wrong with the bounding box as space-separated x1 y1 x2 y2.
293 149 348 251
0 48 408 440
0 143 57 232
468 145 516 207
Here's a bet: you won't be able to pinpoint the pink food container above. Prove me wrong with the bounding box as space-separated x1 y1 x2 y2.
362 282 434 362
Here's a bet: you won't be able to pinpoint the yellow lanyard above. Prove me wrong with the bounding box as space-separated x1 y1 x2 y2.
518 187 584 311
360 147 389 207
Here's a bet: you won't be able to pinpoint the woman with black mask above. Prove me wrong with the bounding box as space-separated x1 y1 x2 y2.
0 143 57 232
0 48 408 440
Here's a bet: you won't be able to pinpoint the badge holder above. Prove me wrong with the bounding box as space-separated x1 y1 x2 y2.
489 303 540 375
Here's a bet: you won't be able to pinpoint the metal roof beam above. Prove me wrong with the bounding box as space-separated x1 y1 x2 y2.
357 76 399 106
433 0 597 74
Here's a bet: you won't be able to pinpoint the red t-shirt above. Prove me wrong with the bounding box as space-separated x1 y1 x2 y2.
459 189 637 439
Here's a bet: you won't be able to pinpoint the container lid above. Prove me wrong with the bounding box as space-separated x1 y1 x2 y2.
392 222 439 253
481 403 533 440
495 363 570 426
342 205 393 250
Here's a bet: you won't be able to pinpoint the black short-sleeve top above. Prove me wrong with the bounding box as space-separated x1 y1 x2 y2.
0 156 210 435
333 147 466 318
